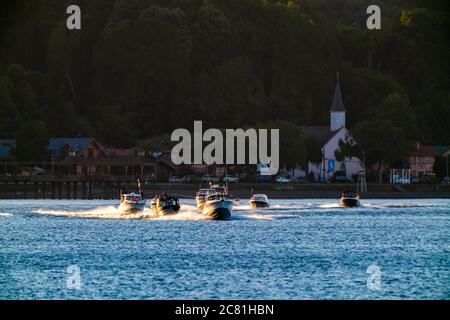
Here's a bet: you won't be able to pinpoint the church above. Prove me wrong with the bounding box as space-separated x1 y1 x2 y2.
303 74 364 181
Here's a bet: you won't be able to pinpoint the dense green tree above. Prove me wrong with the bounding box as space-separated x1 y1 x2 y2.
433 156 449 180
0 0 448 154
256 119 307 171
305 136 322 165
379 92 421 141
351 120 408 183
15 121 49 162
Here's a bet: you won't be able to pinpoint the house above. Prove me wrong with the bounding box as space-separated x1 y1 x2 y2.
48 138 104 160
406 143 436 177
49 138 174 180
303 74 363 181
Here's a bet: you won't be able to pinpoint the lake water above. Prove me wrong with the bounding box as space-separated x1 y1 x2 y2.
0 199 449 300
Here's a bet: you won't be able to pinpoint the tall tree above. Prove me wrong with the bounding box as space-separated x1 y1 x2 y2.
15 121 49 162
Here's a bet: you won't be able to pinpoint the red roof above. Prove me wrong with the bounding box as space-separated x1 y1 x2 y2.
406 144 435 157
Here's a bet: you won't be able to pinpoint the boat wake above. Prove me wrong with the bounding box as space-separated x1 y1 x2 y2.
33 206 154 220
28 200 442 221
362 203 435 209
319 203 344 209
31 203 297 221
33 204 209 221
0 212 13 217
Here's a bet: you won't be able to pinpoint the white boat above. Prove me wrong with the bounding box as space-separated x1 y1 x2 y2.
249 194 270 208
119 180 146 213
119 192 146 213
202 191 233 220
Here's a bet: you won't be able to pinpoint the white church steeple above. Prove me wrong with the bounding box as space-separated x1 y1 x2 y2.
330 72 346 132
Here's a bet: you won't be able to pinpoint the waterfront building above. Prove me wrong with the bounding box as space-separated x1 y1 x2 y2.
406 143 436 177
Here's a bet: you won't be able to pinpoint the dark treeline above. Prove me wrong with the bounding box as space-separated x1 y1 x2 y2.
0 0 449 150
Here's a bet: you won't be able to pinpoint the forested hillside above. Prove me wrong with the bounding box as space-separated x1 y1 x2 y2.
0 0 449 148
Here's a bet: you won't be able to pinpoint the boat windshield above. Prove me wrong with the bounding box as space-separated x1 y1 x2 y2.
159 197 179 206
342 191 358 198
124 194 142 202
214 187 226 194
252 194 268 201
196 189 210 197
206 193 228 201
198 187 227 197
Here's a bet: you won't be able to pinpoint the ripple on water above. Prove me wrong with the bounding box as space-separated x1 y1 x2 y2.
0 198 449 299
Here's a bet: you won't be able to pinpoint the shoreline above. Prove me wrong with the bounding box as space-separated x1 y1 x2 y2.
1 182 449 200
145 183 450 199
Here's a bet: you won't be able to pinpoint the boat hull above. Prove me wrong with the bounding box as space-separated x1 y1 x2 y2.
154 205 180 216
119 201 146 213
196 197 206 210
339 198 361 208
202 199 232 220
250 200 270 208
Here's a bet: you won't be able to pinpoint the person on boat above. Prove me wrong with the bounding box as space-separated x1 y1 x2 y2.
137 179 144 200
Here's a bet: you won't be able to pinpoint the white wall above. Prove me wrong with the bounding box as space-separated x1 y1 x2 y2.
307 128 363 180
330 111 346 131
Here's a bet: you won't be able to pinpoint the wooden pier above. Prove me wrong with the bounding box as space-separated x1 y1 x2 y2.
0 176 157 200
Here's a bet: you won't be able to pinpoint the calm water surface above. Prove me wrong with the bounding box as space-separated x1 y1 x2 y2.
0 198 449 299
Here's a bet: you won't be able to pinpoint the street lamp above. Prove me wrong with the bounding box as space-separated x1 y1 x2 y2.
446 153 449 183
321 147 326 183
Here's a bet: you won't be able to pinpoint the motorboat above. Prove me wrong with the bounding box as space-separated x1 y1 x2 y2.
339 191 361 208
200 185 233 220
119 180 146 213
195 184 228 210
249 194 270 208
150 193 180 216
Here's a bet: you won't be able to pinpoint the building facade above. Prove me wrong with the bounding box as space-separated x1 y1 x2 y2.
304 74 364 181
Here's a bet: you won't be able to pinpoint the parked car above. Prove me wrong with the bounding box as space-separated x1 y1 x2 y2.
292 176 307 184
256 175 272 183
201 175 220 183
276 175 291 184
410 176 420 184
333 176 354 183
222 175 239 183
181 175 194 183
168 176 183 183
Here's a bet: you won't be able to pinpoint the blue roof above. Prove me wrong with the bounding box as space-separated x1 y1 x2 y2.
430 146 450 156
0 139 16 148
0 146 11 157
48 138 94 155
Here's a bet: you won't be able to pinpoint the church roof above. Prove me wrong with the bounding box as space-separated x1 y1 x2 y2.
330 74 346 112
